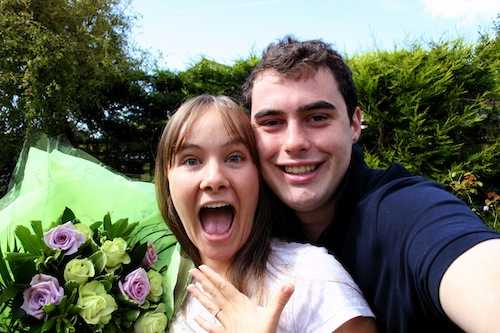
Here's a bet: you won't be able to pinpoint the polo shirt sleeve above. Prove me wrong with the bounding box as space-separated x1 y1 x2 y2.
376 179 500 317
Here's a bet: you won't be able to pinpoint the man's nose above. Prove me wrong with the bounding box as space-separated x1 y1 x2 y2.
284 122 311 154
199 159 229 192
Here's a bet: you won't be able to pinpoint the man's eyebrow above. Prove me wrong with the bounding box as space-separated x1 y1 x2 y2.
253 100 336 119
252 109 283 119
296 100 336 113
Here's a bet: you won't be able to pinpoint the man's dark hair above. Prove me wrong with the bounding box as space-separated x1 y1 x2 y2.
242 36 358 119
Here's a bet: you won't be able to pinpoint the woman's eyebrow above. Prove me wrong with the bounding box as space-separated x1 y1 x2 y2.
175 143 199 153
222 138 245 148
177 138 244 152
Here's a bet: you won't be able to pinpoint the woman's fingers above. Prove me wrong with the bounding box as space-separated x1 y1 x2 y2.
187 283 219 315
268 283 295 324
194 315 222 333
190 268 225 302
198 264 239 299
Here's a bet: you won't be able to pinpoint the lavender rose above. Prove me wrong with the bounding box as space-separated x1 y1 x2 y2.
142 244 158 269
43 222 86 255
119 268 150 305
21 274 64 319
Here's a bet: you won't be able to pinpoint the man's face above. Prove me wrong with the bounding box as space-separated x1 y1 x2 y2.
250 67 361 218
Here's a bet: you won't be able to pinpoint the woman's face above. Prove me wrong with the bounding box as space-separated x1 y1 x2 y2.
167 108 259 269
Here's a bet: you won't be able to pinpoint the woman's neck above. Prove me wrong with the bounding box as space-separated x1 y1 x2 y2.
201 257 231 279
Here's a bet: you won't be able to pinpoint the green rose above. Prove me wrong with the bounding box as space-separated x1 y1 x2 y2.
74 223 92 241
147 270 163 302
134 311 168 333
101 238 130 268
78 281 117 325
64 258 95 284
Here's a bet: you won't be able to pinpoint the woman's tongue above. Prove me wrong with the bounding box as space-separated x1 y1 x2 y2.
200 207 233 235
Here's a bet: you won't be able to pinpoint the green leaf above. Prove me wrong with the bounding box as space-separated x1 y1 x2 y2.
100 279 112 292
0 247 13 285
30 220 44 239
42 303 56 315
111 218 128 239
89 251 106 273
0 285 19 304
40 318 55 333
129 243 147 266
62 318 75 333
60 207 76 224
125 309 140 322
6 253 37 284
67 304 82 315
89 221 102 232
122 222 139 239
103 213 112 236
14 226 43 255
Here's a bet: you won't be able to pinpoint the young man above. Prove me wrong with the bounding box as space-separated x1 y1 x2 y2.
244 36 500 332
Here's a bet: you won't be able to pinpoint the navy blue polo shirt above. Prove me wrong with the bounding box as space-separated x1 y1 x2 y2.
316 146 500 332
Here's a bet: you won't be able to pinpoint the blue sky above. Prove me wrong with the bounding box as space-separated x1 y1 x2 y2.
129 0 499 71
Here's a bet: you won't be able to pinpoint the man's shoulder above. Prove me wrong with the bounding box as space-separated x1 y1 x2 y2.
358 174 460 215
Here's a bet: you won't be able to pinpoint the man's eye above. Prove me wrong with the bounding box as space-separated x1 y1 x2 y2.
260 118 284 127
310 114 328 122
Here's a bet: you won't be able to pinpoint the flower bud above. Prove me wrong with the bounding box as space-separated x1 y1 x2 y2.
101 238 130 268
64 258 95 284
78 281 117 325
134 311 168 333
147 270 163 302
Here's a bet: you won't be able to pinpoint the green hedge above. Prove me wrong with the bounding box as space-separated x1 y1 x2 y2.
350 35 499 228
1 7 498 229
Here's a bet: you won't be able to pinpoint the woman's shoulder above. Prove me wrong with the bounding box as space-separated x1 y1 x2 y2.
269 239 354 283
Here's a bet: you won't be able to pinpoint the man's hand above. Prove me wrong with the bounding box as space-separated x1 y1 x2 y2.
188 265 294 333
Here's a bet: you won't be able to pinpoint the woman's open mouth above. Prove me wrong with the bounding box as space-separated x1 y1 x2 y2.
199 202 235 236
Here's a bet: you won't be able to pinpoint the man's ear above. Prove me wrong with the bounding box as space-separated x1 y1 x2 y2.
351 107 362 143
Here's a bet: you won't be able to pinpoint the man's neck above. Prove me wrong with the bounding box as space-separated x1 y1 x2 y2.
296 202 336 242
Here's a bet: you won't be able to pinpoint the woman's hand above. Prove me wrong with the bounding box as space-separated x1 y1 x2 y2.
188 265 294 333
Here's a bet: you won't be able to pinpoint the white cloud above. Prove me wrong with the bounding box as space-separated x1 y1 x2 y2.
422 0 499 22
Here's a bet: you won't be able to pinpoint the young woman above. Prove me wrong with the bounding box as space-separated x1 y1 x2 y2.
155 95 376 332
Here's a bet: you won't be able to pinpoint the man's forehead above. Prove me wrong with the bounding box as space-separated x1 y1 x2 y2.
254 67 319 85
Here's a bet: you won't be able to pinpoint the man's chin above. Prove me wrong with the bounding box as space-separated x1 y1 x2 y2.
281 192 324 212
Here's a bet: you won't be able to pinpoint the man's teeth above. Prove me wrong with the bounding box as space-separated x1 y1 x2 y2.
203 202 230 209
284 165 316 174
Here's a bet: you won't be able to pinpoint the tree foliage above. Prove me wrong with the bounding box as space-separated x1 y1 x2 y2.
0 0 139 188
0 4 498 227
350 32 499 228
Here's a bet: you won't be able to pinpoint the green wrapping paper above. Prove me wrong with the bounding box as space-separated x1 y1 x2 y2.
0 134 192 321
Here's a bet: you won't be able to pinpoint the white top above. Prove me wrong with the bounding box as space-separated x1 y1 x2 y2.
169 240 374 332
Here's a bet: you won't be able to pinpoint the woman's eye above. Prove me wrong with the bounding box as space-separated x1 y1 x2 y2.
226 153 244 163
182 157 200 166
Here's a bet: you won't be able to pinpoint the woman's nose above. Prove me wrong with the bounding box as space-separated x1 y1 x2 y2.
199 159 229 192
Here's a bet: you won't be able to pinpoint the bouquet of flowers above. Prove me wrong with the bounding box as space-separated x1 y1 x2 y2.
0 207 177 333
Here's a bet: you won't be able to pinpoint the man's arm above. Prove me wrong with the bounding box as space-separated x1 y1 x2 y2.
440 239 500 332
